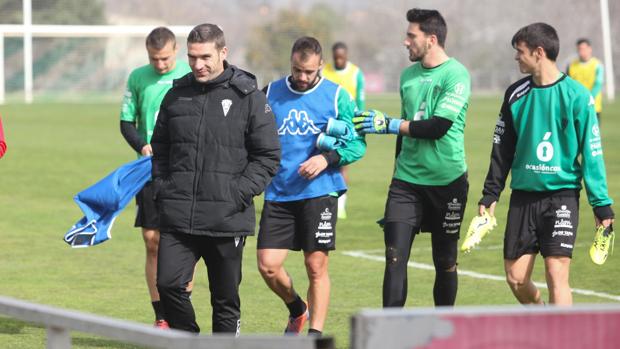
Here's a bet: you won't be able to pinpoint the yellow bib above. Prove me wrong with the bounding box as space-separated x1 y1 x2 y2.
568 58 602 112
322 62 360 100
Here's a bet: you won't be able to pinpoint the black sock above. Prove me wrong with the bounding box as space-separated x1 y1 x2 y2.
308 328 322 336
285 294 306 318
152 301 165 321
433 269 458 306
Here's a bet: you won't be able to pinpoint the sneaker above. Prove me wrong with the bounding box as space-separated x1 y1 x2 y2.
154 319 170 329
590 225 615 265
460 212 497 253
284 301 309 334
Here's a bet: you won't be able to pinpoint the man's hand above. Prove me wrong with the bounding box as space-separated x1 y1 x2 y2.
141 144 153 156
352 110 402 135
298 154 328 180
479 201 497 217
595 216 614 228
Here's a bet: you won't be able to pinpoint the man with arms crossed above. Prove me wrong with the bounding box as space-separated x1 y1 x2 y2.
258 37 365 335
479 23 614 305
354 8 471 308
119 27 191 328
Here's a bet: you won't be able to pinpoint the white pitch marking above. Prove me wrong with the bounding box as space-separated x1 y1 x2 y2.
343 250 620 302
361 243 585 253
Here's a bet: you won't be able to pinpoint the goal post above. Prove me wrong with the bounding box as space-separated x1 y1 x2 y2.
0 24 194 104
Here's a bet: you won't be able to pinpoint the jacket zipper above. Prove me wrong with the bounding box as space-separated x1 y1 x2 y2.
189 91 209 233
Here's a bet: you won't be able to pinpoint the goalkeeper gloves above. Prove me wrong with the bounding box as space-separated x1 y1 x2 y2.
352 110 402 135
316 133 346 152
326 118 356 141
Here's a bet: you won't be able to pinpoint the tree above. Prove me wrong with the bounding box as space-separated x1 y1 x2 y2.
245 4 339 82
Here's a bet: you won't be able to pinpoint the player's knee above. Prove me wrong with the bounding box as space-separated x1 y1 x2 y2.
433 252 457 272
304 257 328 280
257 261 278 279
505 272 528 291
386 246 400 266
258 263 276 279
306 266 327 281
156 278 181 296
544 268 569 289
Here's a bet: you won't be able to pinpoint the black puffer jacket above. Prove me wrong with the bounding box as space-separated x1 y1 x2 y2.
151 63 280 236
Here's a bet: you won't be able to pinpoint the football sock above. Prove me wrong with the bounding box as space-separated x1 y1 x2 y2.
286 294 307 318
308 328 322 336
433 269 458 306
382 222 417 307
152 301 165 321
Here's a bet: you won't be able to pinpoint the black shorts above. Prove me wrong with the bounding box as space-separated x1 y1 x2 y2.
383 173 469 240
135 181 159 229
257 195 338 251
504 189 579 259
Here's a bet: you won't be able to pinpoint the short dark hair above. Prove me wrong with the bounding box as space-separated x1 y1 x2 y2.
291 36 322 60
332 42 347 52
187 23 226 49
145 27 176 50
406 8 447 47
511 23 560 61
576 38 591 46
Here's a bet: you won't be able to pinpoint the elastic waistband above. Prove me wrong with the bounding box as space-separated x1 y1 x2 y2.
511 188 580 199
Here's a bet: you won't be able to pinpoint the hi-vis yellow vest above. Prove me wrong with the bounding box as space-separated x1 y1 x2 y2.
323 62 360 100
568 58 602 112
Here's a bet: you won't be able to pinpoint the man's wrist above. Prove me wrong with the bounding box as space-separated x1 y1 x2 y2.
594 205 614 221
321 150 341 167
387 118 403 134
479 195 498 208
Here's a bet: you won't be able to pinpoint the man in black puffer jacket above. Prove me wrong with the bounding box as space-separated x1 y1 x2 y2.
151 23 280 334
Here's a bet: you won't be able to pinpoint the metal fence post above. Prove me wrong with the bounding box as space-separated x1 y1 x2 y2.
46 326 71 349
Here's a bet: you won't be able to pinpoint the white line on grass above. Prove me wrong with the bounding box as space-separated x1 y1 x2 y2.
355 243 585 254
342 250 620 302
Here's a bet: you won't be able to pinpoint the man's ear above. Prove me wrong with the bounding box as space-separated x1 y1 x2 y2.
220 46 229 60
534 46 546 60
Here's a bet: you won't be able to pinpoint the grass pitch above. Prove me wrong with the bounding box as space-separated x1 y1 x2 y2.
0 94 619 348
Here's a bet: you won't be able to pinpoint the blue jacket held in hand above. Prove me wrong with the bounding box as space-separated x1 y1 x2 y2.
64 156 152 247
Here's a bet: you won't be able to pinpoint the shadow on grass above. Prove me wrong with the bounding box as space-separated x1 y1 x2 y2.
72 336 145 349
0 316 40 334
0 317 143 348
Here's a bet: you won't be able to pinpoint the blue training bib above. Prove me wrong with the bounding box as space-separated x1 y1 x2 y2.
265 77 346 202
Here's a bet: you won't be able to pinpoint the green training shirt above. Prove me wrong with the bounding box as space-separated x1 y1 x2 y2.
394 58 471 185
481 74 613 210
334 86 367 166
120 61 191 145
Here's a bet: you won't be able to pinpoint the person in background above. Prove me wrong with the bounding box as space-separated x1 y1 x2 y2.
119 26 191 329
322 42 365 219
567 38 604 124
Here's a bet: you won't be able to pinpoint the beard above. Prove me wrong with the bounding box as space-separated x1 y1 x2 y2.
408 45 427 62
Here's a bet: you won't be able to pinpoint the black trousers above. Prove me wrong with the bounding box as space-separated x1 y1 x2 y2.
156 232 244 334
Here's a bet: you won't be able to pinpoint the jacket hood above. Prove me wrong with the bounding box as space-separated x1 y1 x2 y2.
175 61 257 95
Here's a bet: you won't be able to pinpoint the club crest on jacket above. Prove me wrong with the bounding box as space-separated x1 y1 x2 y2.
222 99 233 117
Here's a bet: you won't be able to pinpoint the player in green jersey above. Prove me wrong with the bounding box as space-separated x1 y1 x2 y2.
353 9 471 307
119 27 191 328
323 42 366 220
478 23 614 305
